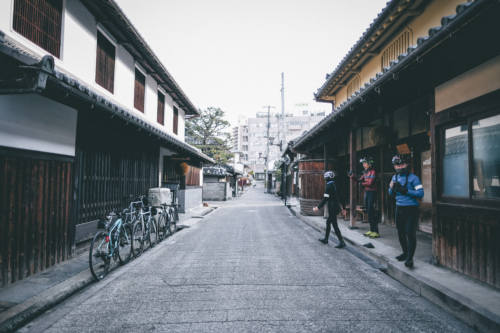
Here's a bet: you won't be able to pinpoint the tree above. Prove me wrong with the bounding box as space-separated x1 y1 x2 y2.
273 160 282 180
186 107 234 165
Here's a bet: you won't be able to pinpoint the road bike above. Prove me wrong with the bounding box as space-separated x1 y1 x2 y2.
89 210 133 281
157 203 180 242
131 196 158 258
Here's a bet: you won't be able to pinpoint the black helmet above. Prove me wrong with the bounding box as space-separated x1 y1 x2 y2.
392 154 406 165
359 157 374 166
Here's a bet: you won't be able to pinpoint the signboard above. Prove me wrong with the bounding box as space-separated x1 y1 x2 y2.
396 144 411 155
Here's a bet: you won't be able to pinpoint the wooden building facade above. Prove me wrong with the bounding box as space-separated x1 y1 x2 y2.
291 0 500 288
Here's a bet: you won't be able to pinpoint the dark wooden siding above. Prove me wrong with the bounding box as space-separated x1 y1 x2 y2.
73 112 159 226
186 166 200 186
13 0 63 58
162 156 181 183
95 31 115 93
134 68 146 113
157 92 165 125
173 106 178 135
435 204 500 288
0 155 72 288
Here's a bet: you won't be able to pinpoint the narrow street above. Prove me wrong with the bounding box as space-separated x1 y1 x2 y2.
18 186 470 333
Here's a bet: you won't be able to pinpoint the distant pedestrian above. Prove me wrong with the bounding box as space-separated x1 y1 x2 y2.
313 171 347 248
349 157 379 238
389 155 424 268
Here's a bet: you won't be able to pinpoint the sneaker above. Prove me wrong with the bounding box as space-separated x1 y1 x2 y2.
363 231 373 237
369 232 380 238
318 238 328 245
404 260 414 268
335 240 346 249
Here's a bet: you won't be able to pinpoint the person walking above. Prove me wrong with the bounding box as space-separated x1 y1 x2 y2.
349 157 379 238
313 171 347 248
389 155 424 268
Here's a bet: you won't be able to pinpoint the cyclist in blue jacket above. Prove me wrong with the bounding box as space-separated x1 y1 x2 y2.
389 155 424 268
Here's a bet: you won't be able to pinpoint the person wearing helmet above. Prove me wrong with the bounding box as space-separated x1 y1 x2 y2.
389 154 424 268
349 157 379 238
313 171 347 248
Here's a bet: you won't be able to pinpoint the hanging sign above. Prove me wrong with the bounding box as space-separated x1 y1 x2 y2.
396 144 411 155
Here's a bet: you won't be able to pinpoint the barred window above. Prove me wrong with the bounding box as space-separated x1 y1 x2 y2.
381 29 413 69
13 0 63 58
134 68 146 112
157 91 165 125
173 106 179 135
95 31 115 93
347 76 360 99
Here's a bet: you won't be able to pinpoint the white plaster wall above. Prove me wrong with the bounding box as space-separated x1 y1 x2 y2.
0 94 77 156
114 46 135 108
435 55 500 112
144 75 158 123
163 94 174 134
177 107 185 141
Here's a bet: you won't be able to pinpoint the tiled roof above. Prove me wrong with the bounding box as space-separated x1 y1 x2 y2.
295 0 482 149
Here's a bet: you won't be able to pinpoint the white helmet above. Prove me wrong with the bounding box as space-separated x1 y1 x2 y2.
324 171 335 179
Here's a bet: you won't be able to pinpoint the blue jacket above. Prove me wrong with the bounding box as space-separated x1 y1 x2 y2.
388 172 424 206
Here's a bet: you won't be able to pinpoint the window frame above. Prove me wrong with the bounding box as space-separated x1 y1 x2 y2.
438 108 500 208
173 105 179 135
11 0 65 59
95 28 116 93
134 66 146 113
157 90 165 125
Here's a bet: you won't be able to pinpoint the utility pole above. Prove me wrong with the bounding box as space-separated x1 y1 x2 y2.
281 73 286 205
263 105 275 193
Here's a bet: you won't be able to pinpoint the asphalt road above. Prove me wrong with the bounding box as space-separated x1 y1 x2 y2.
17 186 472 332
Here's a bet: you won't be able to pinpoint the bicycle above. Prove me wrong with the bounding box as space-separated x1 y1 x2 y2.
157 203 180 242
131 196 158 258
89 210 133 281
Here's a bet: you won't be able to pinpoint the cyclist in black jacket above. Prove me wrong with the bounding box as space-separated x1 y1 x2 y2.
313 171 347 248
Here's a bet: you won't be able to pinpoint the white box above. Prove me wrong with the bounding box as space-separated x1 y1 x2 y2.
148 188 171 206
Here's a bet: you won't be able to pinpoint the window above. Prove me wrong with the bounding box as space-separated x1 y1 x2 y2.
95 31 115 93
173 106 179 135
302 110 308 115
472 114 500 199
157 92 165 125
13 0 63 58
443 125 469 197
243 136 248 142
381 29 413 69
242 145 248 151
347 76 360 98
134 68 146 112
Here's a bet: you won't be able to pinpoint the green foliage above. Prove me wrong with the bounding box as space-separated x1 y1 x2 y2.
186 107 234 164
273 160 282 179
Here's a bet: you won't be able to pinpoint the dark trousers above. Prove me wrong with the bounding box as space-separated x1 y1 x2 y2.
395 206 419 261
325 212 343 242
364 191 378 233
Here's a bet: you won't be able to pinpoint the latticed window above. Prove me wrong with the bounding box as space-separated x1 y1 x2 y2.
95 31 115 93
157 91 165 125
381 29 413 69
134 68 145 112
173 106 179 134
13 0 63 58
347 76 360 99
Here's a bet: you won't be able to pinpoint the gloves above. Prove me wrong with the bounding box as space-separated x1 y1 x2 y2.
399 186 408 195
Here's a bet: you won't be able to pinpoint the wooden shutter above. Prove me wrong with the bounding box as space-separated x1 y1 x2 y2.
134 68 146 113
13 0 63 58
157 92 165 125
95 31 115 93
186 166 200 186
173 106 179 134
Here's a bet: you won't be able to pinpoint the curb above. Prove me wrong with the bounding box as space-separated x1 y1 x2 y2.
0 274 94 333
288 206 500 333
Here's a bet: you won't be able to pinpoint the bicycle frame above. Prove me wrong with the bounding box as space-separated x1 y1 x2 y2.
96 216 127 259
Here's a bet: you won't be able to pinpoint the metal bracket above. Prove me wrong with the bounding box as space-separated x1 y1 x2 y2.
392 73 399 80
417 56 423 63
375 86 381 94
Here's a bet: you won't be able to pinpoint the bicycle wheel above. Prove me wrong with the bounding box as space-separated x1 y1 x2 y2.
118 224 133 264
169 208 178 234
149 218 157 248
157 214 166 242
89 231 110 281
131 221 144 258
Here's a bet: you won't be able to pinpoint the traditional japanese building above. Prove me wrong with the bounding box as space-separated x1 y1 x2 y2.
0 0 213 288
290 0 500 288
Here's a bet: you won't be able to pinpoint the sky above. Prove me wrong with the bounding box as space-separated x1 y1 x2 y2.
115 0 389 127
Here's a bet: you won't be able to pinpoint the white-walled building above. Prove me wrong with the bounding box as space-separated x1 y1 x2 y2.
0 0 213 287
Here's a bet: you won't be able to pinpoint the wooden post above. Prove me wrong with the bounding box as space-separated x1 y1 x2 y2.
349 129 358 229
429 92 439 265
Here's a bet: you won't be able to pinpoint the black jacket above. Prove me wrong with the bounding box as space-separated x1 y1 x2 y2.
317 180 345 212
